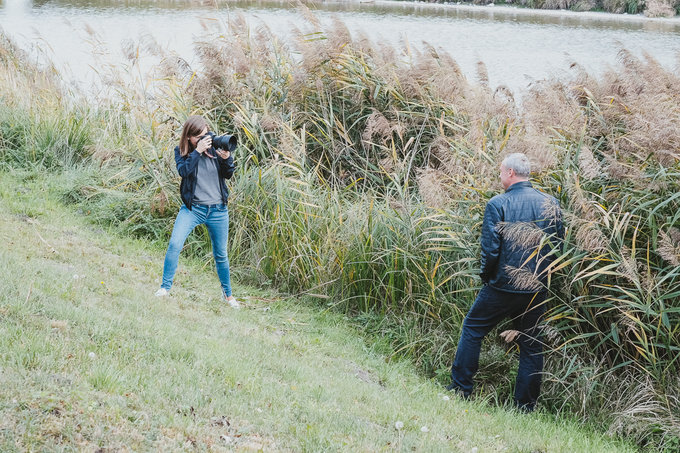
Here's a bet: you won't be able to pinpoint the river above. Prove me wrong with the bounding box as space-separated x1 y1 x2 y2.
1 0 679 95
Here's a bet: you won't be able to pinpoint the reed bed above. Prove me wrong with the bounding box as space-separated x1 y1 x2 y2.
456 0 678 16
1 10 679 449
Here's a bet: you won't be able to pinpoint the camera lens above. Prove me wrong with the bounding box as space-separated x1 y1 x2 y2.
213 134 237 152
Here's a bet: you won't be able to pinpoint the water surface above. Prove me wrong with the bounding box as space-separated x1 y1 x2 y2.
1 0 679 95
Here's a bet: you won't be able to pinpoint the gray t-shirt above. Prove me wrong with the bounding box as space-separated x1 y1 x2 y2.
193 153 223 205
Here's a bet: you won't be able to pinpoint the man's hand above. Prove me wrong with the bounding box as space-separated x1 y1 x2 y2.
500 330 520 343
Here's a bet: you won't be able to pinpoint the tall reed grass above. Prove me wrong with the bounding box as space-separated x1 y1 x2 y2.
1 10 679 449
460 0 678 16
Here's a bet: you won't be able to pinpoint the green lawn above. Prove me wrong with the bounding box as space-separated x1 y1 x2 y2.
0 171 635 452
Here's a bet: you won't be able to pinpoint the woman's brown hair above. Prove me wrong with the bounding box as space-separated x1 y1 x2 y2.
179 115 208 157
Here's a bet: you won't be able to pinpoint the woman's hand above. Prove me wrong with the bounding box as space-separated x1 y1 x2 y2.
214 149 231 160
196 135 212 155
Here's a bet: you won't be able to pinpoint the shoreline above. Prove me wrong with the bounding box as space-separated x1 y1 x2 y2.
351 0 680 26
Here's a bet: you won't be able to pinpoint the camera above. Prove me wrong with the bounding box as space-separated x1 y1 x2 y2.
201 131 237 152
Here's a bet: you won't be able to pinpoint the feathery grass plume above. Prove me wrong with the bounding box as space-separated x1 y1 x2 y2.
573 221 608 254
616 305 641 342
493 85 515 106
523 79 583 137
403 44 470 103
565 179 598 221
668 228 680 247
541 324 562 346
156 54 194 82
658 228 680 266
496 221 545 250
571 0 597 10
607 375 669 443
603 155 643 181
542 0 575 8
379 155 404 175
416 168 453 209
362 110 393 144
476 61 489 88
0 32 28 68
601 0 628 13
567 61 598 93
577 144 602 180
616 246 639 285
328 17 352 54
583 49 680 170
121 39 139 65
644 0 677 17
541 198 562 225
504 265 543 292
502 132 555 171
429 136 470 182
259 113 281 133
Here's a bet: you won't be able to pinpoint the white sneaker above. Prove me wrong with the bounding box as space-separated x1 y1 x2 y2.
155 288 169 297
224 295 240 309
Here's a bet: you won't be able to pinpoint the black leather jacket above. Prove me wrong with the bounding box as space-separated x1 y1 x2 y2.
174 145 235 210
480 181 564 293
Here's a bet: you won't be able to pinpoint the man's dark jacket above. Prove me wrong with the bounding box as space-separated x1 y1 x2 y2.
174 145 235 210
480 181 564 293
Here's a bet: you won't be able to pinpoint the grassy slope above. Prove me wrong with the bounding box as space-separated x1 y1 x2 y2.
0 171 635 452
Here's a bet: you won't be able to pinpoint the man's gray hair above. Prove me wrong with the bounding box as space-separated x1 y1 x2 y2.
502 153 531 177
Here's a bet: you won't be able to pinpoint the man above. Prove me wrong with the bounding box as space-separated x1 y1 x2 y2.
447 153 564 411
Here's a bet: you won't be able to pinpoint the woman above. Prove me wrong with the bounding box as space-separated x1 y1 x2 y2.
155 115 239 308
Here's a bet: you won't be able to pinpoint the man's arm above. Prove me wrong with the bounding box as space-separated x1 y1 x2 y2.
479 201 502 283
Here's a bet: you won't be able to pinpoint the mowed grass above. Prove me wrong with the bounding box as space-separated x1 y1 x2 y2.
0 171 635 452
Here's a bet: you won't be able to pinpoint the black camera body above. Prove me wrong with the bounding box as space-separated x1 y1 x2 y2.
202 131 237 152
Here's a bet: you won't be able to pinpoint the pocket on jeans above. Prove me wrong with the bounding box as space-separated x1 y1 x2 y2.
215 204 228 212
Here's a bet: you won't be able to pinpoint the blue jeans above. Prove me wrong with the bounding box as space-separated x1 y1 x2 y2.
161 203 232 297
450 285 545 411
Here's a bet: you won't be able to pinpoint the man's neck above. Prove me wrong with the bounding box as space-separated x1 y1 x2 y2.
505 179 530 190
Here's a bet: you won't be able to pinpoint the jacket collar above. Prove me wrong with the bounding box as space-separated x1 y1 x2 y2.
505 180 532 193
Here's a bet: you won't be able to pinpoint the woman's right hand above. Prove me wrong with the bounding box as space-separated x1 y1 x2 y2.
196 135 212 154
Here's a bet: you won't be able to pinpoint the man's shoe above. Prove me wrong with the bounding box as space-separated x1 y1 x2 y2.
446 382 471 400
155 288 169 297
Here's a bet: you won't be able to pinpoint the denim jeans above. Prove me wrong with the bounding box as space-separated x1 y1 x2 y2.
161 203 232 297
450 285 546 411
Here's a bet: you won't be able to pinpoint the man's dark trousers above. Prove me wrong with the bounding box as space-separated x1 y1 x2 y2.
450 285 546 411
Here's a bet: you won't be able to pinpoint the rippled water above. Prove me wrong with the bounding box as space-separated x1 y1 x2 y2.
1 0 679 95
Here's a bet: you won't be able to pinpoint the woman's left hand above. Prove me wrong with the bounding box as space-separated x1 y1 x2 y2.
215 149 231 160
